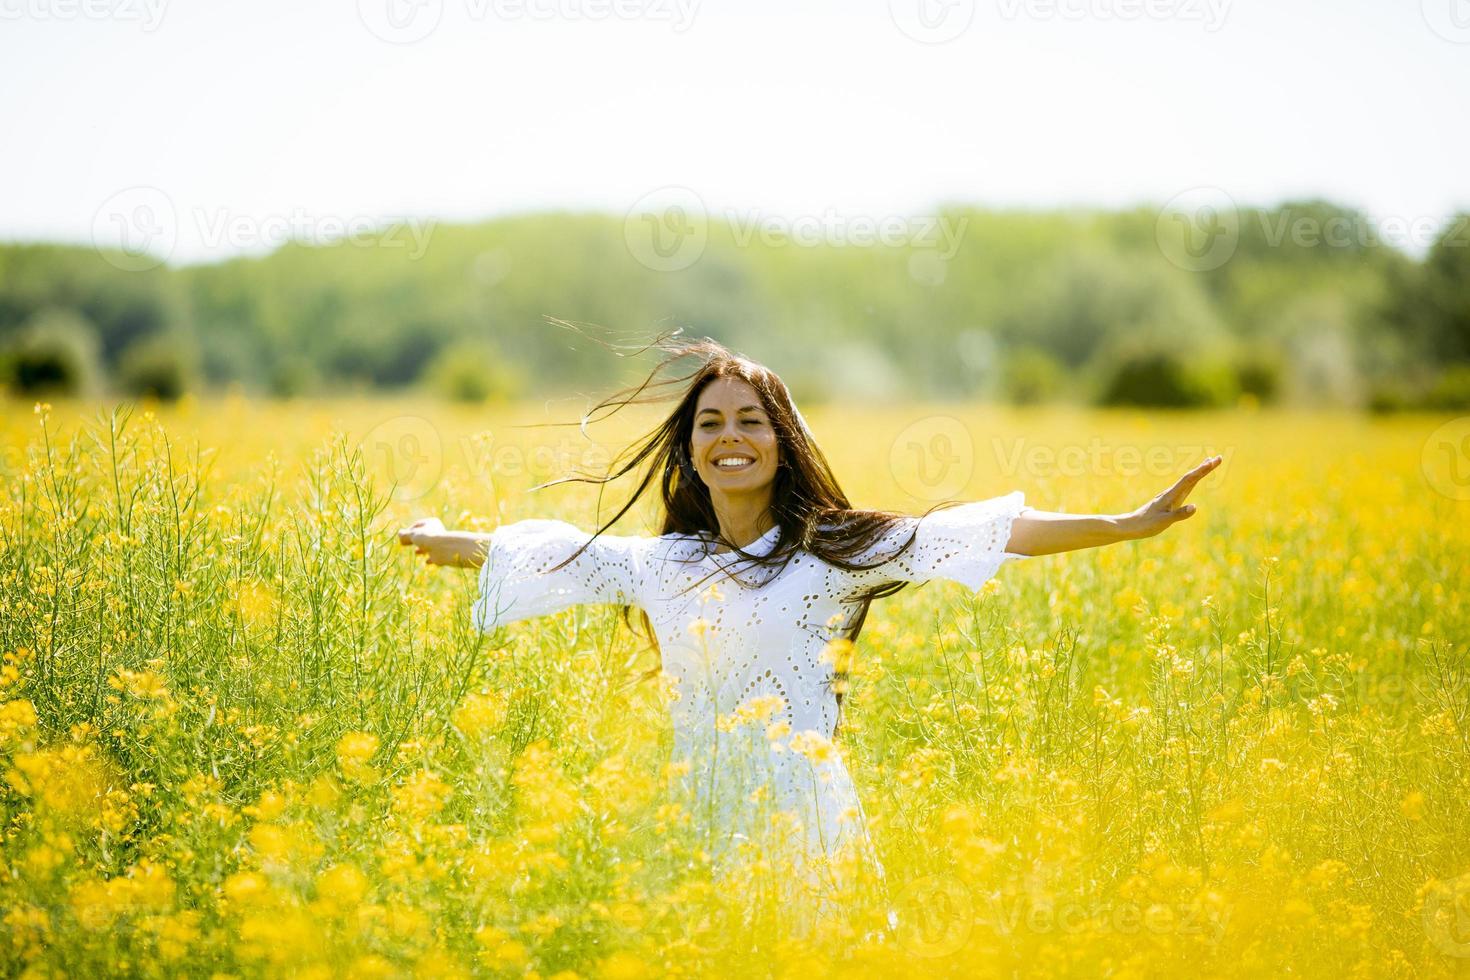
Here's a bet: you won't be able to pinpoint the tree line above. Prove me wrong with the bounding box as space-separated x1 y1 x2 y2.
2 201 1466 409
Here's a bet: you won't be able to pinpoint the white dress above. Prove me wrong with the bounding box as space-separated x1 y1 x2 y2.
471 492 1031 911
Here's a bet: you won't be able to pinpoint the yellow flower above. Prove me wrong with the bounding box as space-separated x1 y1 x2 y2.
414 948 470 979
222 870 271 906
511 740 578 831
0 698 38 746
473 925 528 968
336 731 380 785
473 924 509 948
609 901 645 931
306 773 341 809
147 910 201 961
586 753 653 817
1400 791 1425 821
227 579 278 628
244 789 288 822
238 907 316 964
346 954 396 979
789 730 835 765
452 690 508 740
1307 859 1349 889
819 638 855 673
522 912 564 937
107 667 171 701
248 824 293 865
337 731 378 762
9 744 115 817
599 951 652 979
316 863 370 909
384 902 432 942
735 694 786 724
654 803 689 833
392 768 451 818
70 878 128 929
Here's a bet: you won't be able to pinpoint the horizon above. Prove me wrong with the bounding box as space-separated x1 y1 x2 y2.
5 194 1459 270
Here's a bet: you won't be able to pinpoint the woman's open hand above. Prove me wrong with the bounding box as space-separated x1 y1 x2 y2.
1124 454 1222 539
397 518 493 569
398 517 451 566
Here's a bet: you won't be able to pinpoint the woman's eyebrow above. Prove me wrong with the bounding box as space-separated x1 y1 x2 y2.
693 405 764 417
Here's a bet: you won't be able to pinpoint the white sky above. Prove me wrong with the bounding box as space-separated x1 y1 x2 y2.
1 0 1467 264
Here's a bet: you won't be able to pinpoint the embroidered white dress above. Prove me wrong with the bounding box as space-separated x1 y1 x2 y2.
471 491 1031 904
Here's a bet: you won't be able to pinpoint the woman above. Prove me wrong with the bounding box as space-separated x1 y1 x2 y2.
397 335 1220 926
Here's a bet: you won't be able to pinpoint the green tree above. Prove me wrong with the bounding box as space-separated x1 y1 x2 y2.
0 307 103 397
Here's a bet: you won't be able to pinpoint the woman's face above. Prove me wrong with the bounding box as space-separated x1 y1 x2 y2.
689 376 781 494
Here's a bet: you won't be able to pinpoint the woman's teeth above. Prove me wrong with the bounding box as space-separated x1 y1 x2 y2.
715 457 753 469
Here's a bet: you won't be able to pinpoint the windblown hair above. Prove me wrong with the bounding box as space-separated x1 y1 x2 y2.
531 322 967 733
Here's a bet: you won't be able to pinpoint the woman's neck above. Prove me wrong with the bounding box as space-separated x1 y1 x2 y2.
709 494 778 553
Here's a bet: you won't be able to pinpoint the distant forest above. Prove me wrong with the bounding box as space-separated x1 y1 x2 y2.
2 202 1467 410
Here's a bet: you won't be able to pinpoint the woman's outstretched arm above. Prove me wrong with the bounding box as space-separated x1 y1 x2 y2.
1003 455 1222 557
398 516 650 631
398 518 492 568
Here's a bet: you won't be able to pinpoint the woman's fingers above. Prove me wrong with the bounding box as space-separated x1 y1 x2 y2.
1163 455 1221 509
397 517 442 545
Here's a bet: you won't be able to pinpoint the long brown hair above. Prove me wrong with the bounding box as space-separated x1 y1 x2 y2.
531 323 969 733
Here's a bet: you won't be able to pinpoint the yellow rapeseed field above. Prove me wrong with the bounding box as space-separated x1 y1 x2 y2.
1 395 1467 978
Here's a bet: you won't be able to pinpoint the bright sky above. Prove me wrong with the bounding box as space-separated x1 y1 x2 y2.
2 0 1466 264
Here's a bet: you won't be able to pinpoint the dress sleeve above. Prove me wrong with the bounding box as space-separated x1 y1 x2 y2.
471 519 652 631
836 491 1031 597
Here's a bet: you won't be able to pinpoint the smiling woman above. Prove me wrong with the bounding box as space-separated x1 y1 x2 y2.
396 328 1220 929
